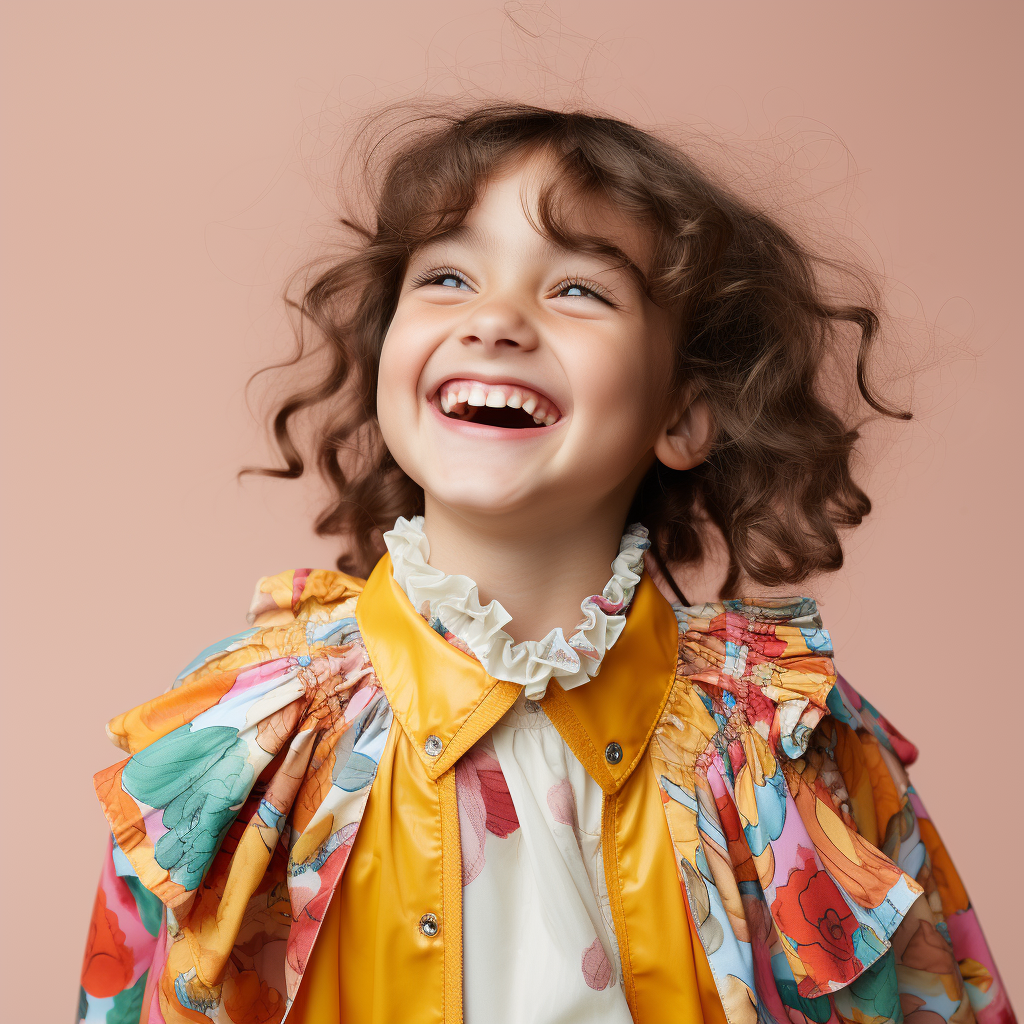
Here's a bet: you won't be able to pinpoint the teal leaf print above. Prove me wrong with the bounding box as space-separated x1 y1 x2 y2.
333 750 378 792
107 972 147 1023
122 724 254 891
833 952 901 1022
776 979 832 1023
742 765 787 856
124 874 163 937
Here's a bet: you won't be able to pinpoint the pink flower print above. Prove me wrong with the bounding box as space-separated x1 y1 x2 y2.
588 595 624 615
581 937 613 990
457 757 487 885
456 746 519 886
291 569 311 609
547 778 577 828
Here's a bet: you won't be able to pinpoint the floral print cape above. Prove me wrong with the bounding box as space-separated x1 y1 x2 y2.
653 599 1014 1023
77 570 1015 1023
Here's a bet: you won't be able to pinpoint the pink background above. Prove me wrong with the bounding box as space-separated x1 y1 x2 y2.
2 2 1020 1016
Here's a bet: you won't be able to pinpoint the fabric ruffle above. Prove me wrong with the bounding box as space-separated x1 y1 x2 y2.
653 598 1011 1023
384 515 651 699
670 597 833 760
653 599 925 1014
87 569 391 1018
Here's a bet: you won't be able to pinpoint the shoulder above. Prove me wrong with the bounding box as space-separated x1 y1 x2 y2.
667 596 836 759
185 567 368 681
104 568 371 756
245 567 366 626
824 673 920 767
94 567 386 917
665 595 917 765
654 597 927 1003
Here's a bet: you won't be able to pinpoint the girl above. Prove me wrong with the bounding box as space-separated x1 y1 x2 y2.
77 105 1015 1024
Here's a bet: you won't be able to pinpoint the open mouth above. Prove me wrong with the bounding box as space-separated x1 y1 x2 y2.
432 377 562 429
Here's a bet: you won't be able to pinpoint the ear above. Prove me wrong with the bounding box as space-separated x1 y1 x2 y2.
653 394 713 471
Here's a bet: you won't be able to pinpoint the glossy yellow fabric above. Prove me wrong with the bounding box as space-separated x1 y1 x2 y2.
608 747 724 1022
291 553 725 1023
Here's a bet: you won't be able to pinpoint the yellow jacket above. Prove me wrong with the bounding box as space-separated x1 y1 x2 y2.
78 555 1008 1024
291 555 724 1023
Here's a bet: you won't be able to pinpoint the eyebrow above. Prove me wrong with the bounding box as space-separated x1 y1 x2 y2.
415 223 650 292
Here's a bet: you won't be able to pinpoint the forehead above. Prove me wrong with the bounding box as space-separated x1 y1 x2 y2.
445 150 654 272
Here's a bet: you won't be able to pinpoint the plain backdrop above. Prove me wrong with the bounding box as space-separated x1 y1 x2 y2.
2 2 1021 1017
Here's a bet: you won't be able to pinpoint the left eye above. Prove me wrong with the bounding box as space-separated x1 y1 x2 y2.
556 280 605 301
437 274 469 289
415 267 472 290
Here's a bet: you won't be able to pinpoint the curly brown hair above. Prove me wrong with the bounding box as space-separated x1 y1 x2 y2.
242 101 909 599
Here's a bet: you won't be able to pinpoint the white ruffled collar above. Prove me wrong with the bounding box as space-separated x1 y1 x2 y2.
382 515 651 700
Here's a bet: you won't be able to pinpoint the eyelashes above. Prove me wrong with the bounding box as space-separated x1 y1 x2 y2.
410 266 471 290
554 277 616 305
410 265 617 306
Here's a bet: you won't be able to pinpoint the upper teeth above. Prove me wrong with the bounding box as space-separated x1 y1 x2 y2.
439 379 559 426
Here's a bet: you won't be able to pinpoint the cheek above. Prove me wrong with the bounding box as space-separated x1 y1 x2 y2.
378 301 447 397
570 340 669 439
378 313 416 388
376 323 420 454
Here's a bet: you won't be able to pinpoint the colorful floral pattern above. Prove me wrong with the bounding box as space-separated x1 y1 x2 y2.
78 570 391 1023
651 599 1014 1024
77 573 1015 1023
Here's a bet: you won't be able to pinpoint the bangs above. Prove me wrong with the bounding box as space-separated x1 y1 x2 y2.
375 127 664 302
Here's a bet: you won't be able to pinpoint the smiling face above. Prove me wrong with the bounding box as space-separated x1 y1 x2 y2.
377 152 683 533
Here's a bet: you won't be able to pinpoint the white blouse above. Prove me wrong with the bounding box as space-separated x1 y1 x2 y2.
383 516 650 1024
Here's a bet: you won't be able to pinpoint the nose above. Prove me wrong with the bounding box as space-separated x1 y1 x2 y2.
457 297 539 353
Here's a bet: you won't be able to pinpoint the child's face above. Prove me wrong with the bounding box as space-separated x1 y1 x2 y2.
378 153 687 527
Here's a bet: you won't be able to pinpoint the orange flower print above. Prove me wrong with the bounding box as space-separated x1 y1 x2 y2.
772 846 860 992
222 971 287 1023
81 886 134 997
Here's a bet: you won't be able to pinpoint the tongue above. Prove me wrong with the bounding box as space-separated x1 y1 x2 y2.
463 405 539 428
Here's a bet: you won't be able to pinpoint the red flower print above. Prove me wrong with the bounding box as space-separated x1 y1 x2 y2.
715 790 756 881
81 886 134 997
471 747 519 838
709 612 786 658
581 937 613 990
456 744 520 886
772 846 861 992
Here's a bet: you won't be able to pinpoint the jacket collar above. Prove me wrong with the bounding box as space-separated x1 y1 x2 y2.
355 552 679 792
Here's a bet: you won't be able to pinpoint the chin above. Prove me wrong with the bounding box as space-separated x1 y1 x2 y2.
432 492 525 517
426 478 538 518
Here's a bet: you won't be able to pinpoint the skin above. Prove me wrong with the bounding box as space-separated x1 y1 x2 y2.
377 152 712 642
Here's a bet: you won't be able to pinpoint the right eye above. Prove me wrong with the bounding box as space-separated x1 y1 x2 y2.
413 267 472 290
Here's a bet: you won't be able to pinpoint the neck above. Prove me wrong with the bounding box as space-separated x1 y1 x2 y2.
420 494 635 643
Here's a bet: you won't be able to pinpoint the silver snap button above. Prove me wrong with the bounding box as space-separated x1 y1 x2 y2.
419 912 439 937
604 741 623 765
424 735 443 757
524 699 542 714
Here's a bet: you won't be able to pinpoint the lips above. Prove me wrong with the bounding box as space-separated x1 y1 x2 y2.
431 377 562 428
